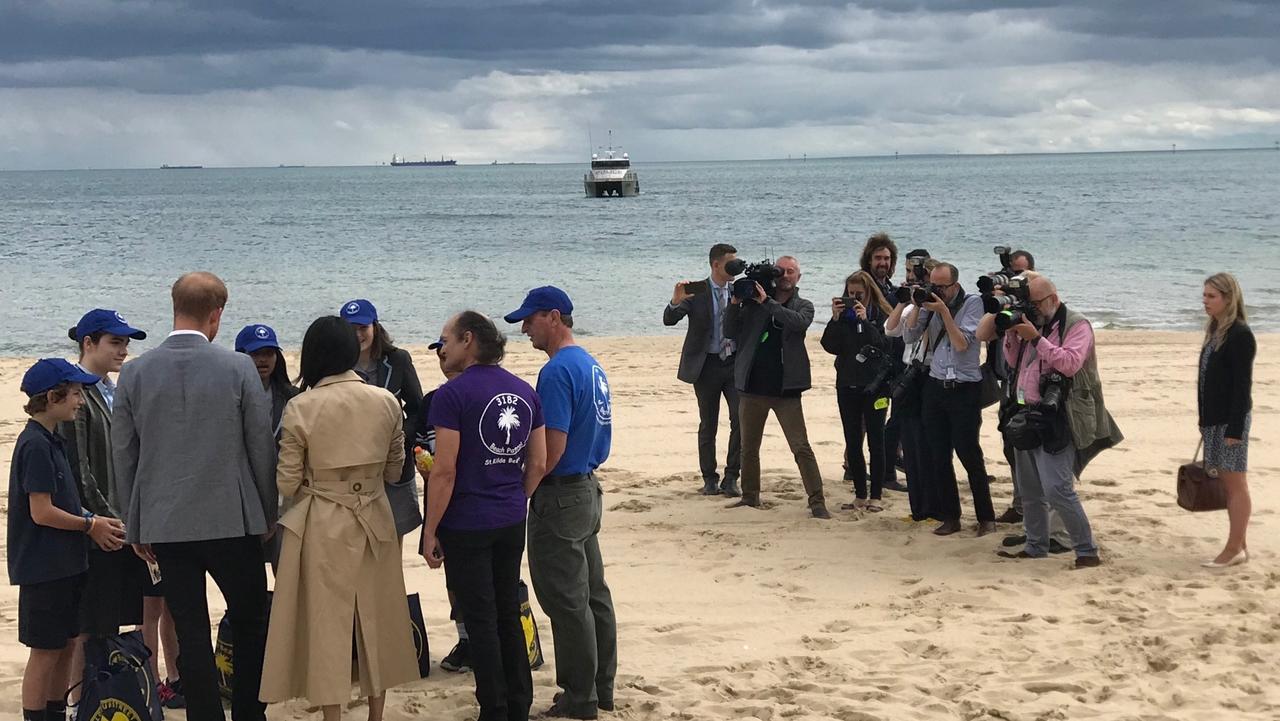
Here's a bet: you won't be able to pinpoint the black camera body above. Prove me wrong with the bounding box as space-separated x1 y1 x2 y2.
894 282 939 306
977 245 1038 329
890 360 925 402
725 258 783 303
855 344 895 396
1039 371 1072 413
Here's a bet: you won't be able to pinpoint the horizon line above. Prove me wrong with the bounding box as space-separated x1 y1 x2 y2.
2 143 1276 173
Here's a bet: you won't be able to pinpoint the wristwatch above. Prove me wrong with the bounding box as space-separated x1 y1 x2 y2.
82 511 95 533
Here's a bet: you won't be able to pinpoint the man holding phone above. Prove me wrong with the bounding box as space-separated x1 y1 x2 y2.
664 243 742 496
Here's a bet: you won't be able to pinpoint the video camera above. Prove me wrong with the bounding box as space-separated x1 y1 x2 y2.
976 245 1038 330
854 344 895 396
725 258 783 303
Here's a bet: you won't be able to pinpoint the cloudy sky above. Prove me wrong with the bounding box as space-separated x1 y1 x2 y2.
2 1 1278 169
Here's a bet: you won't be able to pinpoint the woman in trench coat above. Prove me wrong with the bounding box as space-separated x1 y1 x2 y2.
260 316 419 720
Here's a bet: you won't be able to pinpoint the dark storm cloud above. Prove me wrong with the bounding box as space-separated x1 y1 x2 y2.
3 1 1276 67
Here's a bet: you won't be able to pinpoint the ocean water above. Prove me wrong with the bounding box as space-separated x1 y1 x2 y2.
0 149 1277 356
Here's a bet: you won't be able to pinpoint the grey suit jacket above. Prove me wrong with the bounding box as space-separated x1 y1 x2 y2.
112 332 278 544
663 277 719 384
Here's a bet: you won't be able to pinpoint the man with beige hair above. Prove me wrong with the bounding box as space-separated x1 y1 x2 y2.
113 272 276 721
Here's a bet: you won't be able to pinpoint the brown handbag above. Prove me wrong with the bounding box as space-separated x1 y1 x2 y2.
1177 441 1228 512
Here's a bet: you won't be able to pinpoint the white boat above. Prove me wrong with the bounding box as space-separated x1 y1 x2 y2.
584 143 639 197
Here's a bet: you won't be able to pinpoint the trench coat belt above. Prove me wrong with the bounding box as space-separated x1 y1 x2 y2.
281 481 395 558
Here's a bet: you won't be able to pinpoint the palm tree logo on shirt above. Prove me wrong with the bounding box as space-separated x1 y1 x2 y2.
481 393 532 456
497 406 521 445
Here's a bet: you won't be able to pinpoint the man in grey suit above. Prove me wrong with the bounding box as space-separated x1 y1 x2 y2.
663 243 742 497
113 272 276 721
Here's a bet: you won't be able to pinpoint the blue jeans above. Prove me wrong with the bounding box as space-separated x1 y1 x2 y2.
1015 445 1098 558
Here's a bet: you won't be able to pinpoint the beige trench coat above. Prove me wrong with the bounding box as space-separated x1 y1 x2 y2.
260 371 420 705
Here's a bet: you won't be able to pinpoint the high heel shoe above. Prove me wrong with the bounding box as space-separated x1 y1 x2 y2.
1201 549 1249 569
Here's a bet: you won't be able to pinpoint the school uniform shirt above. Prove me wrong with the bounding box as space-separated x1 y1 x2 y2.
537 346 612 476
428 365 544 531
7 421 89 585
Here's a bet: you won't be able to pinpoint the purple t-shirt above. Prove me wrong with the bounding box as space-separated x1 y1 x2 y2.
429 364 544 531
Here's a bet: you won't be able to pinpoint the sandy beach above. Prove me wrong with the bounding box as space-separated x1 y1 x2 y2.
1 330 1277 720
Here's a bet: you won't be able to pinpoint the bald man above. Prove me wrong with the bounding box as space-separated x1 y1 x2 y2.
977 275 1123 569
113 272 275 721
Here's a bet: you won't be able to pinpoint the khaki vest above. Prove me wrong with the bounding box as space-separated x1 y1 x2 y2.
1057 306 1124 475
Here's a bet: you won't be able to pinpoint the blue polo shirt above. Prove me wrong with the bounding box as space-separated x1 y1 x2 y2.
7 421 89 586
537 346 612 476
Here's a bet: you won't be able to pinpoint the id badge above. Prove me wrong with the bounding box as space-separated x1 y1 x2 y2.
946 366 957 381
874 397 889 410
1017 387 1026 406
147 561 162 585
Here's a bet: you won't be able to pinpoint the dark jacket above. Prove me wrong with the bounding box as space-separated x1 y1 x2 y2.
663 277 726 384
58 383 117 517
361 347 425 535
1198 322 1255 439
270 381 301 439
820 308 890 389
724 291 815 393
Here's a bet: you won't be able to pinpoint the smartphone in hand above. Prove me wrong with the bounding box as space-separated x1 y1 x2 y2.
685 280 709 295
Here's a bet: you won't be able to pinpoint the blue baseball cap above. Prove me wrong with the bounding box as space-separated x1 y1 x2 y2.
75 309 147 341
235 324 281 354
503 286 574 323
21 358 100 397
340 299 378 326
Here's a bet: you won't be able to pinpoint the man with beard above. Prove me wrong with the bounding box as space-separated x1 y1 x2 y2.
859 232 908 494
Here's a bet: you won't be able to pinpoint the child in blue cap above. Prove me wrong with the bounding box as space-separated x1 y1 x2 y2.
235 324 299 439
10 359 126 721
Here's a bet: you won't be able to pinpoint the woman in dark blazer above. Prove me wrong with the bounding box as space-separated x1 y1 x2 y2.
821 270 893 512
341 298 425 537
1198 273 1255 569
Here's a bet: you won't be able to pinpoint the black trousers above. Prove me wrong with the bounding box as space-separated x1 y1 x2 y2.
921 378 995 523
153 535 268 721
898 411 942 521
835 386 887 500
439 521 532 721
693 354 740 485
882 411 902 484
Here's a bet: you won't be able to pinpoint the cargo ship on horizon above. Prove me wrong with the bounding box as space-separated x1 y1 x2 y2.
390 154 457 167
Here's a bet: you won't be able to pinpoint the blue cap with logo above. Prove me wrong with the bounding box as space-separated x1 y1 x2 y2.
21 358 100 397
75 309 147 341
503 286 574 323
235 324 281 354
340 299 378 326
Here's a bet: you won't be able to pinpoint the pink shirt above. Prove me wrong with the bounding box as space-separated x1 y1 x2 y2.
1003 320 1094 404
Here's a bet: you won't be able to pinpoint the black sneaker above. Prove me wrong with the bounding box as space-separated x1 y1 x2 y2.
440 639 472 673
159 678 186 709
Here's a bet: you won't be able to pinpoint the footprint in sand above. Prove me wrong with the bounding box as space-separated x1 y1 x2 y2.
801 635 838 650
1024 681 1087 694
610 499 653 513
822 620 853 633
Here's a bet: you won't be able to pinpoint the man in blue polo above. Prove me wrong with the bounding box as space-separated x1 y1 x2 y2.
505 286 616 720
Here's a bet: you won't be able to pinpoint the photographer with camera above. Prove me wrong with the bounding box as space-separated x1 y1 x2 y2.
821 271 893 511
988 250 1036 525
665 243 742 497
859 233 909 495
884 252 943 521
723 256 831 519
902 262 996 537
977 275 1122 569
